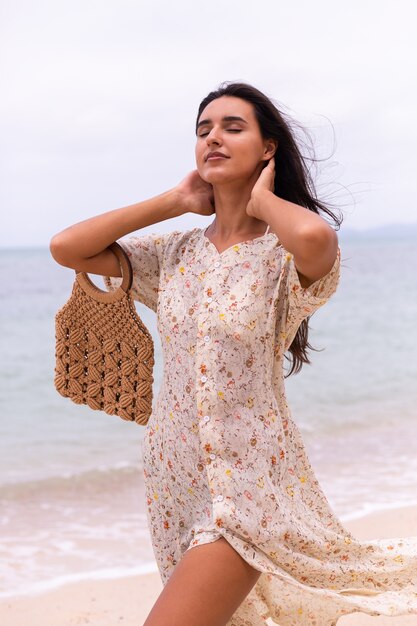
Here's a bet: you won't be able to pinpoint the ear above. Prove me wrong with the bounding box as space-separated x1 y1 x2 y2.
262 139 278 161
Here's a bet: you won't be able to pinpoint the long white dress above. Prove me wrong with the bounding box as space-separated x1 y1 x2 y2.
104 224 417 626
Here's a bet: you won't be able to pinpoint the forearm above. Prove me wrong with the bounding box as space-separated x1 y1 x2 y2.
50 189 183 263
254 190 333 254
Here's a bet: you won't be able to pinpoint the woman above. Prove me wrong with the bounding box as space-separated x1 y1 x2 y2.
50 82 417 626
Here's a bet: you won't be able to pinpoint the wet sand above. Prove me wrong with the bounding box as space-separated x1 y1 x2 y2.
1 503 417 625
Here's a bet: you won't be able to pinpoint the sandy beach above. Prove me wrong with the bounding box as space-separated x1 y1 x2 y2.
1 503 417 626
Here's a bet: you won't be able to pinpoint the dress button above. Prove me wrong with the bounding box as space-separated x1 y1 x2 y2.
206 297 213 303
209 453 216 460
200 375 208 383
203 415 210 422
203 335 210 342
214 261 221 268
216 495 224 502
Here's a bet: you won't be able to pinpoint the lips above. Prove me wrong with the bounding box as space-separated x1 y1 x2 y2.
205 151 229 161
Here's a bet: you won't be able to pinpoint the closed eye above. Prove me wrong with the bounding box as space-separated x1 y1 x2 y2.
198 129 242 138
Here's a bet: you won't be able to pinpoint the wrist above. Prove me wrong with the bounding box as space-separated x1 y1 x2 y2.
250 188 274 220
161 188 186 218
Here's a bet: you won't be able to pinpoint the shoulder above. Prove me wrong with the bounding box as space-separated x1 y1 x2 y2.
268 229 282 248
128 227 197 248
161 227 199 250
152 227 201 262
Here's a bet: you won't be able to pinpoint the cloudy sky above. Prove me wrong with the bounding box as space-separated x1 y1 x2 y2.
1 0 416 247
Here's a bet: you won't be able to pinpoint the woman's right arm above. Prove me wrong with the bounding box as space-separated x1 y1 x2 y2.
49 189 185 278
50 170 214 278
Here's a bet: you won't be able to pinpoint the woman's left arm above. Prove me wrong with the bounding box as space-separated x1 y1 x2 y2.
247 159 339 288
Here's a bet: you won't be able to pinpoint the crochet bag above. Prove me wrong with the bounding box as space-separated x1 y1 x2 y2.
54 242 154 426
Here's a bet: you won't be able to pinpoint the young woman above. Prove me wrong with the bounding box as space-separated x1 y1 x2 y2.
50 82 417 626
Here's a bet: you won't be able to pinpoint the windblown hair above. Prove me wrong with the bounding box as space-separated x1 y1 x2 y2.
196 81 343 377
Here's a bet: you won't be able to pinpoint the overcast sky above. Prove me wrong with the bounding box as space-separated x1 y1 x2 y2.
1 0 416 247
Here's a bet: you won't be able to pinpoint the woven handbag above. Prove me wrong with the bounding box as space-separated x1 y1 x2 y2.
54 242 154 426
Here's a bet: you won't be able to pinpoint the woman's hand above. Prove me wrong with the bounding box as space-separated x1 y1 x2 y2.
174 170 215 216
246 158 276 219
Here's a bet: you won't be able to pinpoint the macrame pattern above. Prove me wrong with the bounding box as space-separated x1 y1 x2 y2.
54 242 154 425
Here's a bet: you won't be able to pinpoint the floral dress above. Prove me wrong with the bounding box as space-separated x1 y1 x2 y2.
104 224 417 626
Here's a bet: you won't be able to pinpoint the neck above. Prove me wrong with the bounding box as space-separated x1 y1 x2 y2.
209 179 266 237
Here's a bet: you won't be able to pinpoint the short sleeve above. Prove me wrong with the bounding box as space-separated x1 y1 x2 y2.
282 246 341 351
102 231 174 312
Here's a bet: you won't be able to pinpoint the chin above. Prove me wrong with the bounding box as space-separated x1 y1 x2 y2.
202 169 244 186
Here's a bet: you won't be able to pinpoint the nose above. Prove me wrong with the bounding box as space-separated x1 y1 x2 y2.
205 126 222 146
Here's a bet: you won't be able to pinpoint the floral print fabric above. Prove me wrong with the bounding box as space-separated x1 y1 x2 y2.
104 226 417 626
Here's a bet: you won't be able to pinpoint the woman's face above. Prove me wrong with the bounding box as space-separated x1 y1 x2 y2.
195 96 272 185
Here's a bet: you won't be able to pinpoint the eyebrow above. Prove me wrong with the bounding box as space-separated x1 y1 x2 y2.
196 115 248 130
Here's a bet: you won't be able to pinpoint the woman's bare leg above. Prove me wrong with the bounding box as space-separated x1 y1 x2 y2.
143 536 262 626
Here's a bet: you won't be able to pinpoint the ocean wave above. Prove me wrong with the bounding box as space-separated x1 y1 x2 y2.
0 462 145 502
0 561 159 599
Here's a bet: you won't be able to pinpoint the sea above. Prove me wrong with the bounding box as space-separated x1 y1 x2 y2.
1 233 416 599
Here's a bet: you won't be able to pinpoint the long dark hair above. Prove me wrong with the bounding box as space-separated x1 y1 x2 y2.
196 81 344 377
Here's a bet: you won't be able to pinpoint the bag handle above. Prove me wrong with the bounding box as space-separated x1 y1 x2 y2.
75 242 134 303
